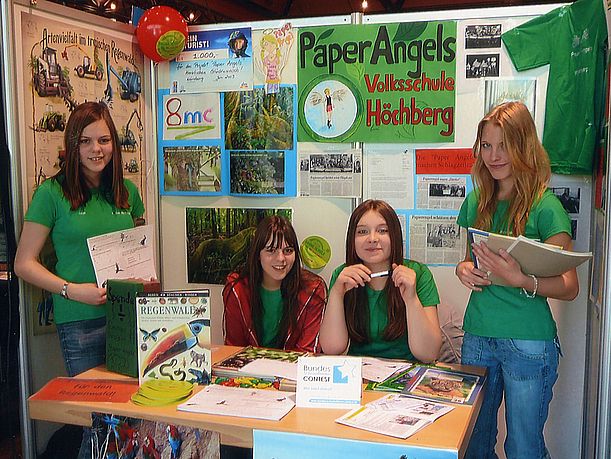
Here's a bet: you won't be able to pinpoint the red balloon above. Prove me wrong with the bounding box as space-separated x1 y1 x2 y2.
135 6 188 63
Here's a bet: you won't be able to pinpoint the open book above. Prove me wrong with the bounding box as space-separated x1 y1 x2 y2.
468 227 592 286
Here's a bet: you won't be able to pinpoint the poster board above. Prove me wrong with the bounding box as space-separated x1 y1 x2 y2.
154 5 590 459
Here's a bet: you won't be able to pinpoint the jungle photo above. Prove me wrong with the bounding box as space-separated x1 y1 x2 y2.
230 151 285 195
163 146 221 193
187 207 292 284
224 86 294 150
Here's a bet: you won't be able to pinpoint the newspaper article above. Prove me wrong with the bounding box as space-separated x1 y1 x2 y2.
364 145 414 209
299 146 362 197
417 176 466 210
409 215 465 265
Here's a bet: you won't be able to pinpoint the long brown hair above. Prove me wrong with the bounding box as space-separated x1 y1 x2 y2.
56 101 128 210
242 215 301 346
472 101 550 235
344 200 406 342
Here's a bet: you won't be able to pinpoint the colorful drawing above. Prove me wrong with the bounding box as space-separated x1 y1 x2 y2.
301 77 359 141
256 24 294 94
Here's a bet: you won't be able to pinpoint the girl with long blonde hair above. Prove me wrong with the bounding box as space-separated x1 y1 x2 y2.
455 101 578 458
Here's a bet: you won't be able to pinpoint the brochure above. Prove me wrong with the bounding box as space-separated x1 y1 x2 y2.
87 224 157 287
402 367 483 405
367 364 422 392
177 384 296 421
336 394 454 439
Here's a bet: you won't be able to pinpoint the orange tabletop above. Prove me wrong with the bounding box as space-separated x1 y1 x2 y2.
28 345 484 457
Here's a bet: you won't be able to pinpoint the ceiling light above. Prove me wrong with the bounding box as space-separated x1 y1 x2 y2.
109 1 116 10
362 0 368 9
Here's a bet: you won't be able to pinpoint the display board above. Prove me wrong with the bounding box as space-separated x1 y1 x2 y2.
155 5 594 459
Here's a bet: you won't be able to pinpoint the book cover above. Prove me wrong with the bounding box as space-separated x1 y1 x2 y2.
402 367 484 405
105 279 160 377
136 290 211 385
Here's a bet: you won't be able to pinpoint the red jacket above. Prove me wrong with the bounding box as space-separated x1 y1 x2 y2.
222 269 327 353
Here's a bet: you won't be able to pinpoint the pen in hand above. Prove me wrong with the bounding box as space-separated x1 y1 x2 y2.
370 269 391 279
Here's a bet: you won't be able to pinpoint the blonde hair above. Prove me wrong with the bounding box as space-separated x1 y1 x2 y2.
472 101 550 235
260 32 280 60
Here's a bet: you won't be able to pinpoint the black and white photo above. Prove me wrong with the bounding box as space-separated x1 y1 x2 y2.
465 24 502 49
466 54 500 79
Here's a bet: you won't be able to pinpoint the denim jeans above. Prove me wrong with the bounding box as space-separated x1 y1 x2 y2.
56 316 106 377
462 332 559 459
56 316 106 459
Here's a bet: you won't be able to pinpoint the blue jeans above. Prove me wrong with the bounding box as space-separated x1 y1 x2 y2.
56 317 106 377
462 332 559 459
56 317 106 459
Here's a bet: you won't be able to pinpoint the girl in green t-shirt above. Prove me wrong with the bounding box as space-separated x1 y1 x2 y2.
455 101 579 458
319 199 442 363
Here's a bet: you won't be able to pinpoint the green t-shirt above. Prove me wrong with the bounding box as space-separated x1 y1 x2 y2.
259 286 284 348
24 178 145 324
457 189 571 339
329 259 439 360
502 0 608 175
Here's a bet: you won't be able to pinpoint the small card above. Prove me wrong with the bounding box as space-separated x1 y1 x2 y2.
296 356 362 409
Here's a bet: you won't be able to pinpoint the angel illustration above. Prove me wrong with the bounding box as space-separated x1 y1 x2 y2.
256 28 293 94
309 87 347 129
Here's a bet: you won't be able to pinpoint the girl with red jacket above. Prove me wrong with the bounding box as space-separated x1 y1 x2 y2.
222 215 327 352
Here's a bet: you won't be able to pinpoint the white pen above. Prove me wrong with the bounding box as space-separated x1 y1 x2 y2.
370 269 391 278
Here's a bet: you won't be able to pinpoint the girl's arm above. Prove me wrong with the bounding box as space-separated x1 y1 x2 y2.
473 231 579 301
392 264 443 363
14 221 106 305
319 264 370 355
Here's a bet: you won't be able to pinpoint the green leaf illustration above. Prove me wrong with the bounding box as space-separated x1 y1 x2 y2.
316 29 335 44
393 22 428 42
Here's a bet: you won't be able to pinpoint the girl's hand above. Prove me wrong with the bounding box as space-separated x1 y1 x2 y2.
471 242 525 288
391 263 417 300
455 259 491 291
65 283 107 305
332 264 371 294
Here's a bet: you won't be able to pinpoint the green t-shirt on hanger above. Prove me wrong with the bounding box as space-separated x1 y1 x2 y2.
502 0 608 175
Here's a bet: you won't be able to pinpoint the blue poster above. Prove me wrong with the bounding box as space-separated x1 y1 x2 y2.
253 430 457 459
170 27 254 93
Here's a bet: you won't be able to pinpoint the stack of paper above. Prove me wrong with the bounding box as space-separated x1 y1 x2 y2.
336 394 454 439
178 384 296 421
